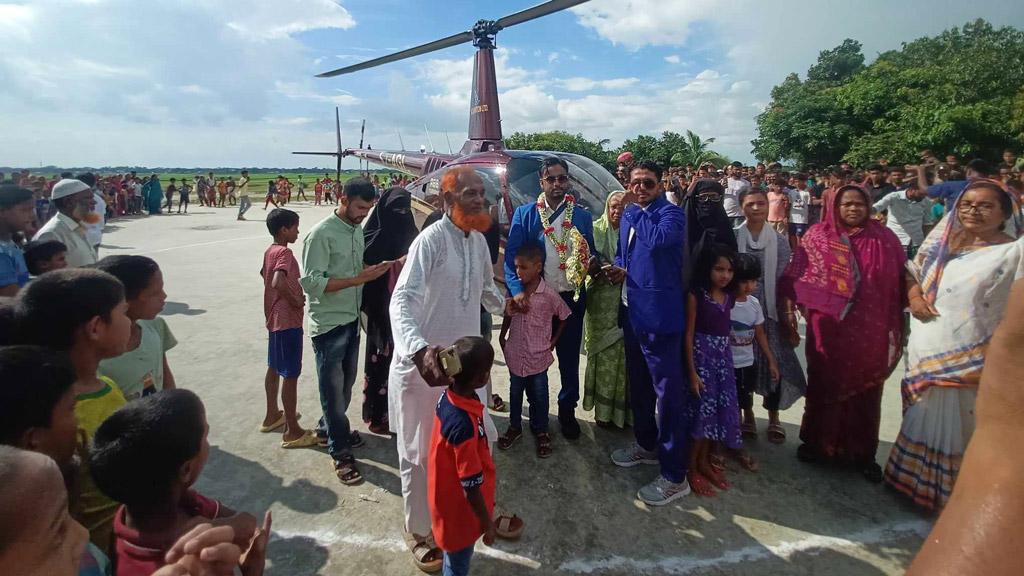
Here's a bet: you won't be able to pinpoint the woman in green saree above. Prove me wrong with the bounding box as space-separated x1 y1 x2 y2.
583 191 632 428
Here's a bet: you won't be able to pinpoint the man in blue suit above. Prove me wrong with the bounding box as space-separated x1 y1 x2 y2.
606 160 692 506
504 156 597 439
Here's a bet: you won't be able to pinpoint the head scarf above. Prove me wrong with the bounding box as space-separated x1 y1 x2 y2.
913 178 1022 304
684 179 737 254
592 191 625 265
785 184 874 320
363 187 418 265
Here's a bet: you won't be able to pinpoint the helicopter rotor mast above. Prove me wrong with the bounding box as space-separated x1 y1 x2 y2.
315 0 590 157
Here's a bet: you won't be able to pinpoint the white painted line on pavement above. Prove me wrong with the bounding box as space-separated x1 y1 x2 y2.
558 519 931 574
272 528 543 569
140 235 267 255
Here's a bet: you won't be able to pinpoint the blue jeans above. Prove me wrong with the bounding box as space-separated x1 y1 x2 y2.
311 321 360 462
443 545 474 576
509 372 549 433
238 195 252 218
555 288 586 412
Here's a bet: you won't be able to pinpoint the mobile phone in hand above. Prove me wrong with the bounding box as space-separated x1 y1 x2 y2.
438 346 462 377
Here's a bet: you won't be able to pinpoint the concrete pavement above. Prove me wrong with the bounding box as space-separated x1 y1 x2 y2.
101 202 929 575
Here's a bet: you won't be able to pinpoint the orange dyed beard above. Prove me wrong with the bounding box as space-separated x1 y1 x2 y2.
81 212 102 225
450 203 492 233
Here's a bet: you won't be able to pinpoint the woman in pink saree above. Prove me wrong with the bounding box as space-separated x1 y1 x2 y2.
782 185 907 482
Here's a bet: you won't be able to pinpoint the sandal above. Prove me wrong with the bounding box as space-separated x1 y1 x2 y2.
497 427 523 450
706 468 731 490
862 462 883 484
741 421 758 439
403 532 442 573
535 432 553 458
490 394 507 412
493 508 525 540
333 458 364 486
709 454 726 473
688 471 717 497
259 411 301 433
368 421 390 435
730 449 760 473
281 429 319 449
766 423 786 444
796 443 818 463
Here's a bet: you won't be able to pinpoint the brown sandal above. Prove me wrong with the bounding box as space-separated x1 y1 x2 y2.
493 508 525 540
535 432 552 458
497 427 523 450
334 458 364 486
766 423 786 444
403 532 442 573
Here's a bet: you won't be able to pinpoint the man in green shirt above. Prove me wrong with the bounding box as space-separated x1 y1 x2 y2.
300 178 389 485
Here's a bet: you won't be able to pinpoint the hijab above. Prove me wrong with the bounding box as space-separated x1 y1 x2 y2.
363 187 418 265
593 191 625 263
684 179 737 254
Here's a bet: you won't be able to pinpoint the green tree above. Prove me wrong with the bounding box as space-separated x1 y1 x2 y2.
503 131 615 168
754 20 1024 167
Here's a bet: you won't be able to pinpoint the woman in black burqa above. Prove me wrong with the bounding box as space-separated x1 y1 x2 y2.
683 178 738 286
361 186 419 433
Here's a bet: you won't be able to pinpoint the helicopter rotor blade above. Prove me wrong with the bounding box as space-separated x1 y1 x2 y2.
496 0 591 30
335 107 342 154
317 31 473 77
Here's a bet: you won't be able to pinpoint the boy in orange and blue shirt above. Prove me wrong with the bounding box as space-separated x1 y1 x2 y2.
428 336 496 576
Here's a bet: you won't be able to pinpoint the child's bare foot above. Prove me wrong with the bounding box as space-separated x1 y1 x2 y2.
688 471 717 497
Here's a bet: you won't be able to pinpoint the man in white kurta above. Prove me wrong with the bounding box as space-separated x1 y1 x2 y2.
388 168 506 547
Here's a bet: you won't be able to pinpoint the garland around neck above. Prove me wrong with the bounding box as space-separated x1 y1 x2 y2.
537 193 590 301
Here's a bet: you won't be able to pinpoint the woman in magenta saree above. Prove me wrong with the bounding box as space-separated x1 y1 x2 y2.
782 185 907 482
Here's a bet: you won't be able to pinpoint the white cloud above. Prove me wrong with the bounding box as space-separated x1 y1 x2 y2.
560 77 640 91
225 0 355 40
664 55 681 64
548 52 560 63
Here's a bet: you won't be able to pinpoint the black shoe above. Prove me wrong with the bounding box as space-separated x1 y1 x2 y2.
862 462 883 483
796 443 818 463
349 430 365 449
559 409 581 440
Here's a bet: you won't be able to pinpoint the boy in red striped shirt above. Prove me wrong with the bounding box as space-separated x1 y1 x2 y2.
428 336 496 575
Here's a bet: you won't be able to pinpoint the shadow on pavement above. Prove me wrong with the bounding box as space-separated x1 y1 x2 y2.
162 301 207 316
266 534 330 576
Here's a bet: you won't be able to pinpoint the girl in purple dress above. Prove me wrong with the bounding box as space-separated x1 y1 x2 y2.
685 243 743 497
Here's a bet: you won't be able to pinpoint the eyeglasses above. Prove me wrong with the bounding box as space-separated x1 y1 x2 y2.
542 175 569 184
959 202 997 215
697 192 722 202
629 178 657 190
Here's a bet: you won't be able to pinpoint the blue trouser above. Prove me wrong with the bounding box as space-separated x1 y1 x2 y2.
509 372 549 433
443 545 474 576
554 288 586 412
238 195 252 218
311 321 360 462
621 305 690 484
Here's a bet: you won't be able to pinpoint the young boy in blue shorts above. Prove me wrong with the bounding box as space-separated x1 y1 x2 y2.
428 336 497 576
260 208 314 448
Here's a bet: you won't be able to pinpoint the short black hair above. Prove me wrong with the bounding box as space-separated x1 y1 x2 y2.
23 240 67 276
867 163 885 172
538 156 569 177
0 346 76 446
74 173 97 187
60 172 73 179
691 243 737 293
0 185 34 210
15 268 125 350
450 336 494 388
738 187 767 206
514 242 544 265
733 253 762 283
89 389 206 510
343 177 376 202
966 159 993 177
266 208 299 237
94 255 160 301
632 160 663 181
0 298 15 346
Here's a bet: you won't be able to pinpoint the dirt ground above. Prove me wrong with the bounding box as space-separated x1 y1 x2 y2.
99 202 930 575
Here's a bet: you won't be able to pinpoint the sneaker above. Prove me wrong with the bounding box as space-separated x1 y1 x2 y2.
637 476 691 506
611 443 658 468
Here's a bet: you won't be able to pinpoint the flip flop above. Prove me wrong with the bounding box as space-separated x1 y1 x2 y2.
493 507 525 540
688 471 717 497
281 430 319 449
403 532 442 573
766 423 786 444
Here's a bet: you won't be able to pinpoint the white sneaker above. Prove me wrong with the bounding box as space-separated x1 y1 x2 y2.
637 475 690 506
610 443 658 468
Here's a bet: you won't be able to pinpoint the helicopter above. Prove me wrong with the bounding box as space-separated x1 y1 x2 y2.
292 0 621 221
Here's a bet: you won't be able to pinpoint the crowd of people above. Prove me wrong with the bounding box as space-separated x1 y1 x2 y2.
0 144 1021 575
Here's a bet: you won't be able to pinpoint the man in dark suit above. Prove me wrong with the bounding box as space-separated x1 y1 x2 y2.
504 156 597 439
606 160 692 506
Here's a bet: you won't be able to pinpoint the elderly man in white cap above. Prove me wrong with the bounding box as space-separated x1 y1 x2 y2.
33 179 97 267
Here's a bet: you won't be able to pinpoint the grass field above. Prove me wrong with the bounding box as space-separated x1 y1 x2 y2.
150 170 402 203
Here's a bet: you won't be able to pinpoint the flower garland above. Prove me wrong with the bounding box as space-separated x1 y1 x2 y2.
537 193 590 301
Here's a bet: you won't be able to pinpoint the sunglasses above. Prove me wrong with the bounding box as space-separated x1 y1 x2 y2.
630 178 657 190
542 174 569 184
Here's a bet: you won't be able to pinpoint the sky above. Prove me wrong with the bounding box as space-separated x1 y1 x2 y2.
1 0 1022 169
